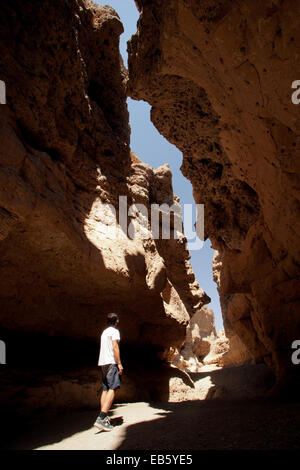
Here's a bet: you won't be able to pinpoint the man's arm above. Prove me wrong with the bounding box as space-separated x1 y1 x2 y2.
112 340 123 375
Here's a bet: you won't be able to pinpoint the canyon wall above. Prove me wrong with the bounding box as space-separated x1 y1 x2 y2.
0 0 209 413
128 0 300 392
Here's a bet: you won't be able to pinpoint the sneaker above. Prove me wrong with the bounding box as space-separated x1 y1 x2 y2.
94 415 113 432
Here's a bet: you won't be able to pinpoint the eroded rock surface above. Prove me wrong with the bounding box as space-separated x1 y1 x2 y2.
167 304 252 372
0 0 209 412
128 0 300 392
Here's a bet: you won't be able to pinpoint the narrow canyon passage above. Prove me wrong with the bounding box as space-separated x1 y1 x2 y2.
0 0 299 451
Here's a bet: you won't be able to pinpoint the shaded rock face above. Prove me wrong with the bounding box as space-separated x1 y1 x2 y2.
212 251 256 367
0 0 131 344
128 0 300 391
0 0 209 410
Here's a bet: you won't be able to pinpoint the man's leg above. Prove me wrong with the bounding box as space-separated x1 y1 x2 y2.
100 390 107 411
94 389 114 431
101 389 115 414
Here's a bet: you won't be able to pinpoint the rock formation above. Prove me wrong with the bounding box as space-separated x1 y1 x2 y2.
0 0 209 416
212 251 256 367
166 305 219 372
167 304 252 372
128 0 300 393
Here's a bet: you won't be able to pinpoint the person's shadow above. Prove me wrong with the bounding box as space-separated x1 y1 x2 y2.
110 416 124 426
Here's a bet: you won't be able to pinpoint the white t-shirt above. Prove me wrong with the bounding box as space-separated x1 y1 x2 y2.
98 326 120 366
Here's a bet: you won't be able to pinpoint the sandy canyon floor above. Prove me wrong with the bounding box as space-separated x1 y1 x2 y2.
5 364 300 450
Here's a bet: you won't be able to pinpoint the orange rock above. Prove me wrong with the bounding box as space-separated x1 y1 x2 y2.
0 0 209 409
128 0 300 393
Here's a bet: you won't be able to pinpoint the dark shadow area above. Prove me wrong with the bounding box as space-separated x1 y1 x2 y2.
109 416 124 427
188 363 276 399
3 395 300 450
117 398 300 450
1 408 98 450
0 330 99 369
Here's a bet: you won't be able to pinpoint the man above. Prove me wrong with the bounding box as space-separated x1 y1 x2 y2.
94 312 123 431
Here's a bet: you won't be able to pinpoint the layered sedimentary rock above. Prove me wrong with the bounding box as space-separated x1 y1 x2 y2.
128 0 300 392
0 0 209 411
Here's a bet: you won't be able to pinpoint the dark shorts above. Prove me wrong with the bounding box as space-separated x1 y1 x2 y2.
101 363 121 391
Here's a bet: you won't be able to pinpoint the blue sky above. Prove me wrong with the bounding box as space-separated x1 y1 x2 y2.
97 0 223 331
